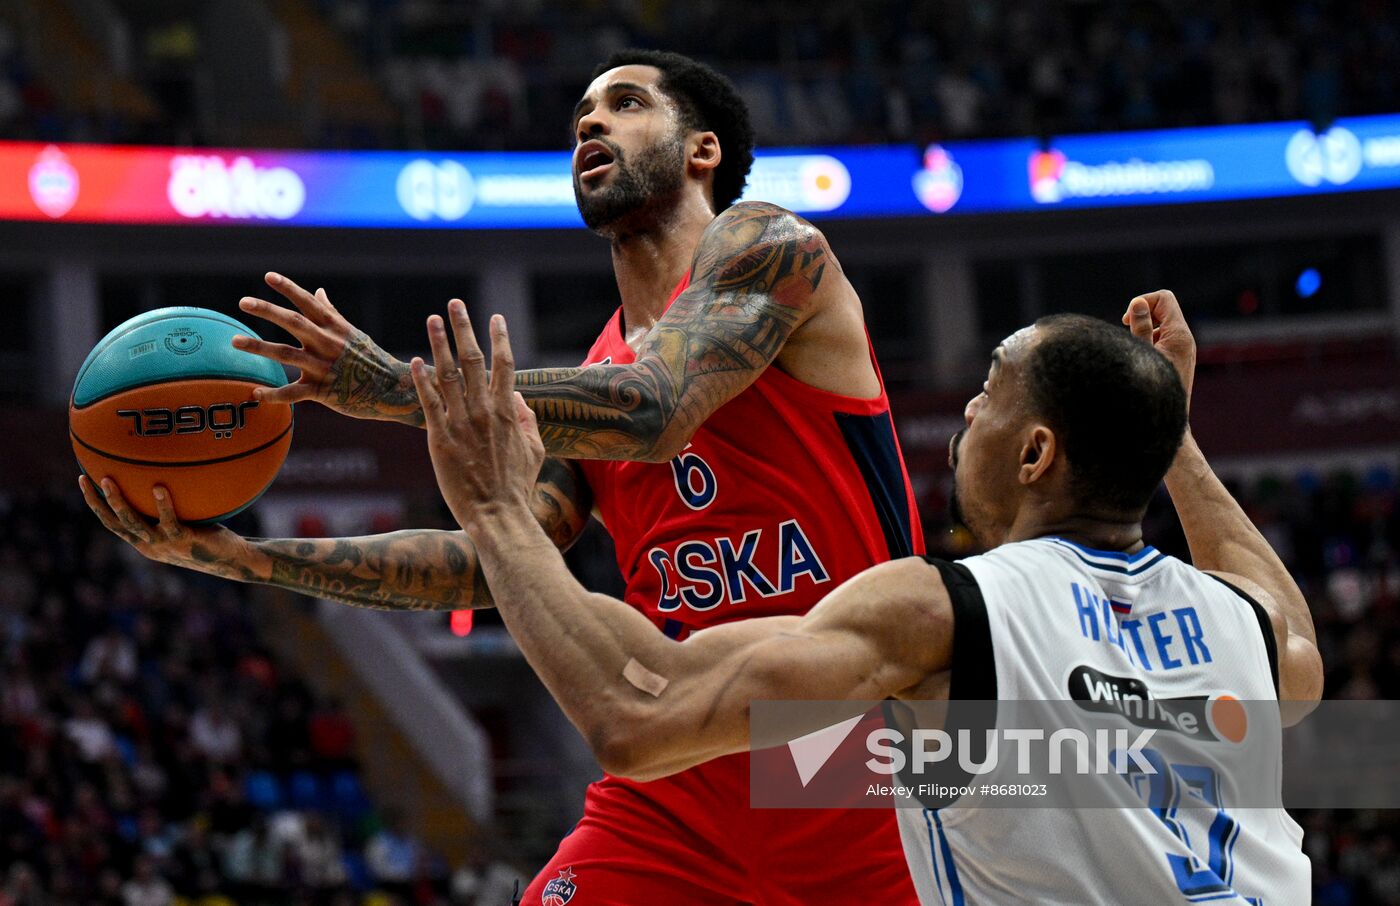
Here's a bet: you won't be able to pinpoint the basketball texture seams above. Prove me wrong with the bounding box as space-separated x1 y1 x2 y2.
70 309 294 524
72 307 285 408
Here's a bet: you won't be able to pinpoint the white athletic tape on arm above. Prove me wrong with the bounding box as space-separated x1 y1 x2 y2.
623 658 669 697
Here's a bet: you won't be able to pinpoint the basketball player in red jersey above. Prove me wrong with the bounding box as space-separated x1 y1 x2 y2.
81 50 924 903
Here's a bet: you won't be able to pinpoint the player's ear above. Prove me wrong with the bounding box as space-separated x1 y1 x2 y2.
689 131 721 175
1019 425 1056 486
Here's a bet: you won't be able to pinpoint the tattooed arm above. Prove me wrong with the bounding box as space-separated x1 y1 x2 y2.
233 273 427 427
514 201 831 461
237 203 835 457
78 457 591 611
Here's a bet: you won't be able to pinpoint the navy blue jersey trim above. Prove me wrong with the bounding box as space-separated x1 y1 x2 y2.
931 809 966 905
1050 537 1161 563
1048 539 1166 576
833 410 916 559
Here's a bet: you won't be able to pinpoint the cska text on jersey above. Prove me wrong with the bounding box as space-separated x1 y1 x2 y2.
647 519 832 612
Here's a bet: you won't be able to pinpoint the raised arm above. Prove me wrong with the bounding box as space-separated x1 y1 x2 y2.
1125 291 1323 714
78 456 591 612
510 201 832 461
239 202 834 460
410 311 950 781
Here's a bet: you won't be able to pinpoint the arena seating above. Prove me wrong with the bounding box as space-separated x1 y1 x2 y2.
0 489 498 904
4 1 1398 150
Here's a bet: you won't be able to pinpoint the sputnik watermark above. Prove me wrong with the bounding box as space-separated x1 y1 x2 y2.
754 699 1400 809
865 727 1158 776
866 783 1049 799
749 700 1295 810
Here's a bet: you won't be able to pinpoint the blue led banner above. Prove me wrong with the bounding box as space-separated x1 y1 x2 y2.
920 114 1400 215
4 112 1400 228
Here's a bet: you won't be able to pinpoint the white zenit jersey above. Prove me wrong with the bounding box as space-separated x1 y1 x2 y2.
897 537 1309 906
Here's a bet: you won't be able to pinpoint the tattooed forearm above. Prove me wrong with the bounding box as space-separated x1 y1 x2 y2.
252 531 489 611
327 330 428 427
232 463 587 610
515 360 676 460
88 461 590 613
515 202 829 461
190 543 262 583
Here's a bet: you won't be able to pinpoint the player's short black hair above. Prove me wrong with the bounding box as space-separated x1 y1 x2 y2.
591 49 755 212
1025 315 1188 514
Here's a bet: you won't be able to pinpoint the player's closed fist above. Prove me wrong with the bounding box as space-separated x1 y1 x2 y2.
1123 289 1196 405
412 304 545 532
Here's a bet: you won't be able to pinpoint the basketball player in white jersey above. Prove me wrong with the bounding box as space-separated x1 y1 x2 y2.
366 290 1324 903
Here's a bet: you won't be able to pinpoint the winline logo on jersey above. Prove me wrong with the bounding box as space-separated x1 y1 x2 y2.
747 699 1289 811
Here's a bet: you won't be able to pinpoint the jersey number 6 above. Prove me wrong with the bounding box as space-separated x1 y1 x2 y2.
670 448 717 510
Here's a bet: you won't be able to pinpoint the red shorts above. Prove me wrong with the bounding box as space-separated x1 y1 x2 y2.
521 751 918 906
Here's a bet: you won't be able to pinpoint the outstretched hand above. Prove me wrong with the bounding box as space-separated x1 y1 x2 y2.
233 272 426 425
411 302 546 534
1123 289 1197 407
77 477 252 580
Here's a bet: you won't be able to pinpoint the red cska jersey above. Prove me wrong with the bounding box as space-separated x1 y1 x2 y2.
523 272 926 904
576 272 925 638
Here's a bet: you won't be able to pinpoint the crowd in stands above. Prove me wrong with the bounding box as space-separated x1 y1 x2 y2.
364 0 1400 150
2 0 1398 150
0 489 519 905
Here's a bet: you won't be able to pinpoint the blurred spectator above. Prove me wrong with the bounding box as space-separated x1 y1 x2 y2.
0 862 43 906
63 700 115 763
167 821 220 898
80 627 137 688
119 855 171 906
94 868 124 906
295 813 350 889
188 701 241 765
451 859 520 905
365 810 423 884
220 815 280 892
308 697 358 769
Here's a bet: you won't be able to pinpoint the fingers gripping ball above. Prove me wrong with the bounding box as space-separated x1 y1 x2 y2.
69 307 294 524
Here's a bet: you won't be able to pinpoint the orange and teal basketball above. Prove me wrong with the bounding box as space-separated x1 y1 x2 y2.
69 307 293 524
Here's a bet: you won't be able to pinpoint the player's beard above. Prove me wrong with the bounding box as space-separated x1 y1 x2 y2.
574 132 688 234
948 472 991 549
949 482 967 531
949 430 969 530
948 432 996 549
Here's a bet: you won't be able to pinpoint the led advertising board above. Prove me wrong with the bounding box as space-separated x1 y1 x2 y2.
4 112 1400 228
